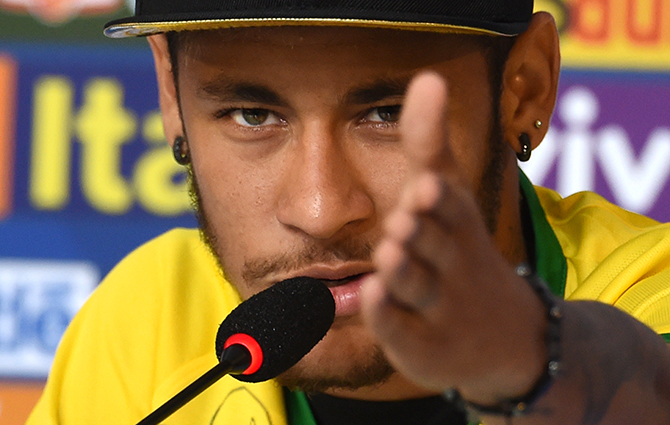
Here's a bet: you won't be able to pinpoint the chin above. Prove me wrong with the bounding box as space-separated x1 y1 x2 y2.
276 321 395 393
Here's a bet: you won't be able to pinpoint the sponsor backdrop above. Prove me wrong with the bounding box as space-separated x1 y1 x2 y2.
0 0 669 422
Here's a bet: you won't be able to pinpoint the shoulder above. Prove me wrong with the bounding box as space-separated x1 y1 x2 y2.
99 227 236 300
109 227 216 280
32 228 243 422
69 227 242 362
535 187 670 334
534 187 667 266
534 186 661 242
89 227 241 350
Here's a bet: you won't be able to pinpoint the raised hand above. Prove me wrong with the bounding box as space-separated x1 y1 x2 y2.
361 72 546 405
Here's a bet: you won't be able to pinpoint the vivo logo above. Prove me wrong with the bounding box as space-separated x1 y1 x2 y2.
522 85 670 216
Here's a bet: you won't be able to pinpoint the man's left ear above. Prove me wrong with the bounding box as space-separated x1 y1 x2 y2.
500 12 560 157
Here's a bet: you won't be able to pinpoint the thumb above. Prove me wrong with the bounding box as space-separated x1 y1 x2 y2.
400 72 452 174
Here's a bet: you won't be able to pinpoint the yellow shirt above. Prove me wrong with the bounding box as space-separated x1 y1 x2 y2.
533 187 670 335
27 178 670 424
27 229 288 425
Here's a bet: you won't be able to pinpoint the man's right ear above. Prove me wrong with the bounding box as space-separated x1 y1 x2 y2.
147 34 183 147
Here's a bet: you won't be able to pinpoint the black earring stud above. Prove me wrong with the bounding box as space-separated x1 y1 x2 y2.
173 136 191 165
517 133 532 162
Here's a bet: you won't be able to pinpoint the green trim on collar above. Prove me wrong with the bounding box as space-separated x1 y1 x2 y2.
518 169 568 297
662 334 670 344
286 389 318 425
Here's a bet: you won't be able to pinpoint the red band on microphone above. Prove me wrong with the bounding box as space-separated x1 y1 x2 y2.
224 333 263 375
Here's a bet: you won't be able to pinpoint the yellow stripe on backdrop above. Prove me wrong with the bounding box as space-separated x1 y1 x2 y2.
536 0 670 71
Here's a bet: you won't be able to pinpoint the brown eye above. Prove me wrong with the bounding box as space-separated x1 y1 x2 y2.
242 109 268 125
365 105 402 123
231 108 280 127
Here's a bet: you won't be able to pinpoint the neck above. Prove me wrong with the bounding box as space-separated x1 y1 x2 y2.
492 162 529 268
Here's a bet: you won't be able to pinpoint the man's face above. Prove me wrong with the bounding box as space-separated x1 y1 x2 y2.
172 26 507 396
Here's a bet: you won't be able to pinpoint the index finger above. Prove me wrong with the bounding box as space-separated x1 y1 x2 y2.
400 72 454 174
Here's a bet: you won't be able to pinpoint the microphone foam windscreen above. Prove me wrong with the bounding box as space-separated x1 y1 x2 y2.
215 277 335 383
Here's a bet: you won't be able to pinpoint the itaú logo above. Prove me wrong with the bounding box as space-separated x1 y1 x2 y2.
0 0 122 24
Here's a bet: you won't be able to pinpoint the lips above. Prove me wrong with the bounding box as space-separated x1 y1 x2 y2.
321 273 368 317
316 273 365 288
274 266 371 317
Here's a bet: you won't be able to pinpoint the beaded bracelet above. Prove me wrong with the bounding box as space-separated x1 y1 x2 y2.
444 264 562 421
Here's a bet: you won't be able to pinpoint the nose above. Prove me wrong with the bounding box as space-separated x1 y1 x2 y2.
276 124 374 240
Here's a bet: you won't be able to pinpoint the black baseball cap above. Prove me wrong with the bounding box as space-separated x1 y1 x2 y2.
104 0 534 39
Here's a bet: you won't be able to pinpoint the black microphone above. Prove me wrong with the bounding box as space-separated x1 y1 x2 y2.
136 277 335 425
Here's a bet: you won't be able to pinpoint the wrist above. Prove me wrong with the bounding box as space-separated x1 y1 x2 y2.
446 264 562 418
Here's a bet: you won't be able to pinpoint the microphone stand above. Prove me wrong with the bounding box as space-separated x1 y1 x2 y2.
136 345 250 425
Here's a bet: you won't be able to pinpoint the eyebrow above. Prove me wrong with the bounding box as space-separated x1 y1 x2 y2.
343 76 412 105
197 80 288 107
197 75 412 108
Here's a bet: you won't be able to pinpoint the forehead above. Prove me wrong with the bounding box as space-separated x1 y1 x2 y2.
173 27 491 98
175 26 487 68
178 25 482 46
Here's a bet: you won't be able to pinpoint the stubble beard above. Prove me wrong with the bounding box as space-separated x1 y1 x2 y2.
186 166 396 392
185 113 507 394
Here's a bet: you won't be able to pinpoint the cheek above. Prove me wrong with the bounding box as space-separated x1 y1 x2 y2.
366 156 408 215
432 52 496 192
446 97 495 193
191 149 283 274
449 122 490 191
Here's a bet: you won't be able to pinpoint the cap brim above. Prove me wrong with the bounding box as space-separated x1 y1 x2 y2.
104 16 526 39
